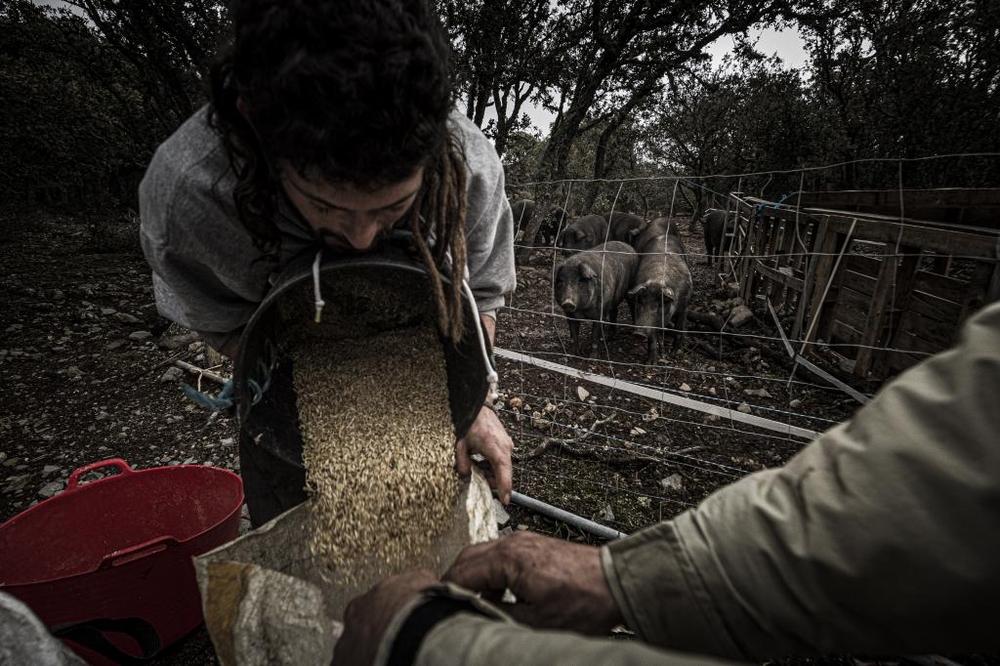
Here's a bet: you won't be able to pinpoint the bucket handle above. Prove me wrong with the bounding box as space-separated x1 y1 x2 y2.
99 536 181 569
66 458 134 491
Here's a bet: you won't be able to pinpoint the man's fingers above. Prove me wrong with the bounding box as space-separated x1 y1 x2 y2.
443 540 512 595
455 437 472 476
491 449 513 505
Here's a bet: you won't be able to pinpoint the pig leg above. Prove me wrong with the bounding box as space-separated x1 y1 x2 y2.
646 330 659 365
671 303 688 352
605 307 620 340
589 320 609 357
567 318 580 354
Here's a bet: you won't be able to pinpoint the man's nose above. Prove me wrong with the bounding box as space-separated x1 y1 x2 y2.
341 217 382 250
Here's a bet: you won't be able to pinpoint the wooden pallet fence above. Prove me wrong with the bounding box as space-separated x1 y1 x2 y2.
726 193 1000 380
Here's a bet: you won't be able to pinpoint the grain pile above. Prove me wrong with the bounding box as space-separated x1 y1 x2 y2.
290 289 461 583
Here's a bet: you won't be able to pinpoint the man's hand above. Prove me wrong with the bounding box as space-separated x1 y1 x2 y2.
456 406 514 504
443 531 623 634
333 569 438 666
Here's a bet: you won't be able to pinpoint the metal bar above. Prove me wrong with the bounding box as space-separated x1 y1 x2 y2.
510 491 627 540
495 348 821 440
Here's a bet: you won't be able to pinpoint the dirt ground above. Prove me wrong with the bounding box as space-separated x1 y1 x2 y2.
0 212 968 664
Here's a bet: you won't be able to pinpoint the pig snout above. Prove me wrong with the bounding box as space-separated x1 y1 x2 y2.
561 300 577 314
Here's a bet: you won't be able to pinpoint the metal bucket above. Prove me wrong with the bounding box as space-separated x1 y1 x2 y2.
233 240 494 472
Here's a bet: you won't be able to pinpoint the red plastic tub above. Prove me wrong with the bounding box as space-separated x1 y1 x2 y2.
0 458 244 665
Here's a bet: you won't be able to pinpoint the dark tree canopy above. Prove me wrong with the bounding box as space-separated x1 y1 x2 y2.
3 0 998 223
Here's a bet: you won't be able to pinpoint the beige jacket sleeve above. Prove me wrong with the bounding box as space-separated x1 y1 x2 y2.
417 614 739 666
604 300 1000 660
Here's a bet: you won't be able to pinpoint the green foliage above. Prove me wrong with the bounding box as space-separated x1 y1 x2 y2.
1 0 226 214
801 0 1000 187
440 0 564 157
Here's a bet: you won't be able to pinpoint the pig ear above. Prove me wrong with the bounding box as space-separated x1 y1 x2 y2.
627 281 648 296
579 263 598 280
661 285 676 300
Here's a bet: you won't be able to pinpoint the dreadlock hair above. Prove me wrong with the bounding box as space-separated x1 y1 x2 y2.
208 0 468 341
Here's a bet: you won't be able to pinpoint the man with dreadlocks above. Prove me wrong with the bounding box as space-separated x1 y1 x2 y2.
138 0 516 525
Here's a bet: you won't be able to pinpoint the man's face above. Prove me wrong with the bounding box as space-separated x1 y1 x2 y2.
280 167 424 251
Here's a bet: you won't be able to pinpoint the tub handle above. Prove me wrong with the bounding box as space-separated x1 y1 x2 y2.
66 458 134 491
52 616 162 664
99 536 181 569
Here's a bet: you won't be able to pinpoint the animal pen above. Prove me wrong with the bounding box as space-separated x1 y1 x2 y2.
721 188 1000 381
493 180 1000 545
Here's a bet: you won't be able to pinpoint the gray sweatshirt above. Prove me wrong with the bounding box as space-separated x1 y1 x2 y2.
139 106 516 349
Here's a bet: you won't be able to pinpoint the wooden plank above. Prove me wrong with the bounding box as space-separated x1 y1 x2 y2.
855 251 899 376
767 299 870 405
830 319 863 347
873 247 925 378
820 258 850 344
758 217 780 302
820 214 998 258
954 261 994 338
737 212 761 303
908 290 963 322
803 222 844 349
777 220 800 310
840 269 877 297
835 286 872 312
792 188 1000 208
753 259 805 292
844 253 882 278
901 309 957 349
930 254 953 276
792 216 829 341
912 270 968 305
833 303 868 333
893 325 947 357
987 233 1000 303
886 348 930 375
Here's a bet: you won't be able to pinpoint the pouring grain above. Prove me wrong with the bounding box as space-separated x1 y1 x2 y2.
292 323 460 583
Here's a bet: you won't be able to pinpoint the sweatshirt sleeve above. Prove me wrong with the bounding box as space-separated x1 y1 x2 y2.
452 113 516 314
138 122 272 347
603 300 1000 659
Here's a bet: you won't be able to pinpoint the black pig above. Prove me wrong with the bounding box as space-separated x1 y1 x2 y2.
629 216 682 252
558 214 609 252
703 209 734 266
628 232 692 364
511 199 535 243
607 212 644 243
553 241 639 356
539 206 570 247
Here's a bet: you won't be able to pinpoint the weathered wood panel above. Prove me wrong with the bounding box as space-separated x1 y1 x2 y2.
731 192 1000 382
912 270 968 305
